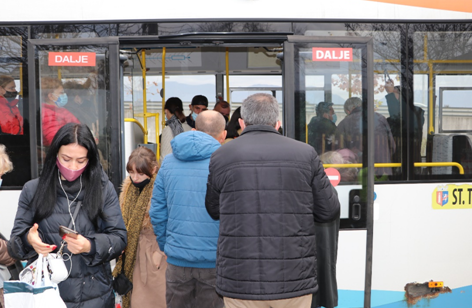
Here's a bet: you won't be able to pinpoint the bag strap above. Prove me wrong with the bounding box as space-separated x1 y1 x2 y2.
67 201 82 230
121 252 126 274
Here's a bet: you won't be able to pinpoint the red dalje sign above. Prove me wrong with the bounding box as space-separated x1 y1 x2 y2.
48 52 96 66
312 48 353 62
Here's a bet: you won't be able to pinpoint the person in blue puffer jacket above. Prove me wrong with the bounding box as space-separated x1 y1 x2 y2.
150 110 227 308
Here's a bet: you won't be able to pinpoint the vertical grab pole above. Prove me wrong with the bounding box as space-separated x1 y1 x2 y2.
160 47 166 159
142 49 148 144
226 48 230 105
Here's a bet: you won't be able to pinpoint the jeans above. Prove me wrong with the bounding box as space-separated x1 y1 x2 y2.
165 263 223 308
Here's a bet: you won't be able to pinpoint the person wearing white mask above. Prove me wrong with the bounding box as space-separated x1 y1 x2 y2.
41 77 80 146
185 95 208 129
8 123 127 308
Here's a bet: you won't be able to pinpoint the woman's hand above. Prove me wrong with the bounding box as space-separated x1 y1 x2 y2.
27 223 56 256
64 234 91 254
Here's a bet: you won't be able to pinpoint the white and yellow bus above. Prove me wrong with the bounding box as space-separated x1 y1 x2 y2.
1 1 472 307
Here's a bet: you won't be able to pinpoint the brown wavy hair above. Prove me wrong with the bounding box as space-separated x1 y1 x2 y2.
126 146 158 177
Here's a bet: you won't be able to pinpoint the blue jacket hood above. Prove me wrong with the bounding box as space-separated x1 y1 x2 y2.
171 130 220 161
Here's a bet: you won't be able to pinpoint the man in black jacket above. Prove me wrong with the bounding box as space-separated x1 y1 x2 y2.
205 93 340 308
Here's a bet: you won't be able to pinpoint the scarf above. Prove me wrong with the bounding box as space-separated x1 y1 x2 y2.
166 114 184 137
112 174 155 308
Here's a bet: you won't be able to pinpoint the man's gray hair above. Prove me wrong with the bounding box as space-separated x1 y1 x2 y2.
195 110 226 139
344 97 362 114
241 93 279 126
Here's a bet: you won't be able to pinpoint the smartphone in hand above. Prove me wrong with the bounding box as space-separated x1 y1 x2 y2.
59 225 79 239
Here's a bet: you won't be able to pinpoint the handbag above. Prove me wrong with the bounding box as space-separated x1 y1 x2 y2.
3 255 66 308
112 253 133 296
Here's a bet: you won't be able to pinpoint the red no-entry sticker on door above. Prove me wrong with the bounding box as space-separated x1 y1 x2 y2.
48 52 96 66
312 48 353 62
325 168 341 187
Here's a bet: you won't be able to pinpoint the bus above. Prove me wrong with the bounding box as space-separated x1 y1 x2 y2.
1 1 472 307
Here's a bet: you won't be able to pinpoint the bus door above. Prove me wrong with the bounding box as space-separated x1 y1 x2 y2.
27 37 123 190
283 36 375 308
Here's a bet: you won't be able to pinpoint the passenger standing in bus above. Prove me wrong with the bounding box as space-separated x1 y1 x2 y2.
0 144 17 308
186 95 209 128
150 111 226 308
307 102 337 155
63 80 99 142
205 93 340 308
160 97 192 161
336 97 395 176
41 77 80 146
112 147 166 308
0 75 23 135
8 123 127 308
384 80 425 168
224 107 242 143
213 98 230 123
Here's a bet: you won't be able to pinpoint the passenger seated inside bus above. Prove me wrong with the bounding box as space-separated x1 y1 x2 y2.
160 97 192 161
213 98 230 123
384 79 424 167
0 75 23 135
307 101 337 155
41 77 80 146
63 80 99 142
320 150 358 183
336 97 395 176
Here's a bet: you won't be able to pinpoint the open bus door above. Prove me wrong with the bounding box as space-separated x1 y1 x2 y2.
283 36 375 308
27 37 123 191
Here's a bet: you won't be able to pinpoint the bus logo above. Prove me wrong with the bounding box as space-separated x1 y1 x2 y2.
436 190 448 206
312 48 353 62
48 52 96 67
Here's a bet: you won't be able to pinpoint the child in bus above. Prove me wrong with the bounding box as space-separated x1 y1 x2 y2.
41 77 80 146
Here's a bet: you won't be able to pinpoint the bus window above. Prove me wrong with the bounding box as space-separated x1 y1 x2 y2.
414 28 472 179
0 27 30 188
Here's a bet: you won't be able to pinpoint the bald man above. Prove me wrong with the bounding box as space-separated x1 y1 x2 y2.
150 110 226 308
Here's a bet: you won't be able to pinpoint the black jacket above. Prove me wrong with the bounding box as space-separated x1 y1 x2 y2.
8 171 127 308
205 125 340 300
307 116 337 155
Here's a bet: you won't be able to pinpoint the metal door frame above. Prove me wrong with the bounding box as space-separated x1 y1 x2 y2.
283 35 375 308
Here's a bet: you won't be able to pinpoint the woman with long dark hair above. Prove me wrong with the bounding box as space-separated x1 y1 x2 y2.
8 123 127 308
160 97 191 161
112 147 166 308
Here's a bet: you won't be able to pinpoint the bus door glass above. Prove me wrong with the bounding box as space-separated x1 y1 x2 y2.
27 37 123 189
283 35 375 307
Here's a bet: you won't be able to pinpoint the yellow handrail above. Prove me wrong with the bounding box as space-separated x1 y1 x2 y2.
142 49 148 144
143 113 160 159
124 118 146 135
323 162 464 174
415 162 464 175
